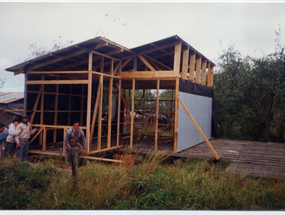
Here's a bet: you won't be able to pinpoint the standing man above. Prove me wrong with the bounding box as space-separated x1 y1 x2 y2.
0 123 9 160
64 121 87 165
6 119 23 158
15 116 37 162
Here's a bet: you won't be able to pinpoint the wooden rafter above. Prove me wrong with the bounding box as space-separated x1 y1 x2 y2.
138 55 156 71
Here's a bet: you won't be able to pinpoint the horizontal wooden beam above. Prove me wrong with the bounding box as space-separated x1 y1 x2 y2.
121 71 179 80
27 71 89 74
26 80 89 85
32 124 87 129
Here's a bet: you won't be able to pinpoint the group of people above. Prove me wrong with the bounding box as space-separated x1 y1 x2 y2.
0 115 37 162
0 116 87 165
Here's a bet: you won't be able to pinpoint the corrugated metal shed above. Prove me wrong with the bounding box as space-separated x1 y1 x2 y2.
0 92 24 104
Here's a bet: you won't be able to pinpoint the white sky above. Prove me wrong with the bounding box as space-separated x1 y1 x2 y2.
1 1 285 92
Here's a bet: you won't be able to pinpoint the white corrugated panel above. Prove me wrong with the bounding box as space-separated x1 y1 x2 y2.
177 92 212 152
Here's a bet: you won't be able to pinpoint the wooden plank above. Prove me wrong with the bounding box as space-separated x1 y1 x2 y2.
177 96 220 160
26 80 89 85
121 57 133 69
195 56 202 84
27 71 90 74
86 52 93 152
92 50 120 61
201 60 207 85
207 62 211 87
121 71 179 79
80 85 84 126
40 76 44 146
42 127 46 151
173 42 182 73
32 124 87 129
152 117 175 144
113 61 121 76
24 73 28 115
188 54 196 82
53 83 59 143
138 55 156 71
30 85 43 124
130 79 135 149
107 76 113 148
174 77 179 153
28 127 43 145
181 48 189 79
155 79 160 152
90 84 101 150
116 79 122 146
97 74 103 150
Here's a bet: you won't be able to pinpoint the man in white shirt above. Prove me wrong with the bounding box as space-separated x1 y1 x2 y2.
6 119 23 158
15 116 37 161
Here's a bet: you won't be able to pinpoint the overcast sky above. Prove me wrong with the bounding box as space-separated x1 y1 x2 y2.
1 1 285 92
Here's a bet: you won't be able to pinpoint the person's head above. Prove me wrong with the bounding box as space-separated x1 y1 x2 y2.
73 121 80 132
13 119 20 127
0 123 5 133
23 115 29 123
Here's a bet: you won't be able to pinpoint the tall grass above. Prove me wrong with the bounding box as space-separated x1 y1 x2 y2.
0 152 285 210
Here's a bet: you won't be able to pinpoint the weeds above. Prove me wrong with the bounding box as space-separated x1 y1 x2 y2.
0 153 284 210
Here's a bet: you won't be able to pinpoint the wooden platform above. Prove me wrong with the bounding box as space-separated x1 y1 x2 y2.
29 138 285 179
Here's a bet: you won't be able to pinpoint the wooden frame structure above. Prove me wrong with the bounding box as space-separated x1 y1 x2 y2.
6 35 218 159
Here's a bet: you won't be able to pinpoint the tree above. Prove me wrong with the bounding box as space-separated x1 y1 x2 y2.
26 39 73 60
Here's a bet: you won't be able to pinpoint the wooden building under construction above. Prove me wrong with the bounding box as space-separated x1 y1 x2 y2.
6 35 220 161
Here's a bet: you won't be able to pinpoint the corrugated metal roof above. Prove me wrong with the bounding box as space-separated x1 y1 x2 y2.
0 92 24 104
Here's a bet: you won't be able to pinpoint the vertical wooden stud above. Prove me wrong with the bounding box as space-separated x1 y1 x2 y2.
173 42 182 73
40 76 44 146
86 52 93 152
24 72 28 116
43 127 46 151
53 83 59 143
181 48 189 79
189 54 196 82
107 76 113 148
174 77 179 153
195 56 202 84
201 60 207 85
130 79 135 149
116 79 121 147
80 85 84 126
97 74 103 150
155 79 160 152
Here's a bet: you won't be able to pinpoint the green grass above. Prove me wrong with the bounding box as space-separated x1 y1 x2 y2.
0 153 285 210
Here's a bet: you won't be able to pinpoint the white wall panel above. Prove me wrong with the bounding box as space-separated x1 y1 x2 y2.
177 92 212 152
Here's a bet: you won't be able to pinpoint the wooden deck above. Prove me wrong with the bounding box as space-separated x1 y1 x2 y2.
29 137 285 179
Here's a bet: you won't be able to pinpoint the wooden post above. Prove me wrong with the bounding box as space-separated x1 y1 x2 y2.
97 75 103 150
63 128 66 152
67 85 72 125
195 56 202 84
201 60 207 85
30 85 43 124
53 83 59 143
181 48 189 79
171 89 174 136
177 96 220 160
24 72 28 116
130 79 135 149
174 77 179 153
42 127 46 151
40 76 44 146
107 59 114 148
142 89 145 130
173 42 182 73
86 52 93 152
80 85 84 126
155 79 160 151
116 79 121 147
189 54 196 82
90 84 101 152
